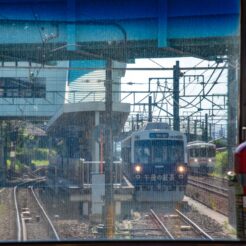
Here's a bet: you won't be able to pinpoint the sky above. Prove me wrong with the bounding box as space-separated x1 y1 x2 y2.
120 57 228 137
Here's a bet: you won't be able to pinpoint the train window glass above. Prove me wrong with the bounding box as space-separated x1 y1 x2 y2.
152 140 168 163
200 148 206 157
208 147 216 157
190 149 195 158
166 140 184 163
195 148 200 157
0 0 241 244
134 140 151 164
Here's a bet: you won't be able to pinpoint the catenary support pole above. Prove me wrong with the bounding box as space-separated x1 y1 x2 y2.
148 96 152 122
104 59 115 238
173 61 180 131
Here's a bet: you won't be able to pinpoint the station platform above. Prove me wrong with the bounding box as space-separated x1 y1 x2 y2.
46 159 134 223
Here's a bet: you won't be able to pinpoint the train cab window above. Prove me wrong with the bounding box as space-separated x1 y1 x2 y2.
152 141 167 163
189 149 194 157
134 141 151 164
168 141 184 163
208 147 216 157
200 148 206 157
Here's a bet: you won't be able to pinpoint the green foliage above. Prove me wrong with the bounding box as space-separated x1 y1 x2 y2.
15 159 24 172
16 147 56 166
214 151 228 176
222 220 237 236
213 138 227 148
6 159 10 168
48 149 57 158
32 160 49 166
6 159 24 173
16 150 32 165
32 148 49 160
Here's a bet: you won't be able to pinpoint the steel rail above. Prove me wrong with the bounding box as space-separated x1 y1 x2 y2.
21 217 28 241
30 186 60 241
14 186 22 241
188 179 228 198
175 209 213 240
189 179 228 193
189 176 228 187
150 209 175 240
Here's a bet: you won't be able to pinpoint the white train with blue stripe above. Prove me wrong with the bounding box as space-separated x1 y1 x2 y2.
187 141 216 175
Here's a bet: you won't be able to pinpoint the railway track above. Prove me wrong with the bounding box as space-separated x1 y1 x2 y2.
14 183 60 241
186 175 228 215
117 208 215 240
188 177 228 198
150 209 214 240
189 175 228 190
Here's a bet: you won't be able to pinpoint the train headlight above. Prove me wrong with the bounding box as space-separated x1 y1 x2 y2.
134 164 143 173
177 165 186 174
194 158 198 162
208 158 212 162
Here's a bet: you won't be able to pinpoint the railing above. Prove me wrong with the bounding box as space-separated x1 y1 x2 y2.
48 157 123 186
80 159 122 185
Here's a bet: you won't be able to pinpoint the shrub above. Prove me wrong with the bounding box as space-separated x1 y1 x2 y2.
214 151 228 176
32 148 49 160
16 151 32 165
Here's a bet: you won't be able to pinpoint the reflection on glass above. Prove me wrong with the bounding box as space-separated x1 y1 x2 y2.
0 0 240 243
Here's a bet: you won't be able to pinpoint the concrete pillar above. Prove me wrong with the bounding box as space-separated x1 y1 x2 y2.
83 202 89 216
91 174 105 223
115 201 121 217
92 112 100 167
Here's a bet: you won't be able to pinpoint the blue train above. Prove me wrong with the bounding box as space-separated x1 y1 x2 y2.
121 122 187 202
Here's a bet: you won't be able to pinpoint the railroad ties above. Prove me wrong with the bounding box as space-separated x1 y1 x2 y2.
186 175 228 215
14 183 60 241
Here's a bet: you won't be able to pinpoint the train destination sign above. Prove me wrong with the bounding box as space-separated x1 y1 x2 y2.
149 133 169 138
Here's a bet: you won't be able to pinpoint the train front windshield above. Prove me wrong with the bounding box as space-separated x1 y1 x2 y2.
190 146 215 158
134 140 184 164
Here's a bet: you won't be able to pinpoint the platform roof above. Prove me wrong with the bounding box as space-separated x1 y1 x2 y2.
46 102 130 137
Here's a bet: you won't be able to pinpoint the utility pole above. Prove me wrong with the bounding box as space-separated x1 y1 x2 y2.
136 114 140 130
131 116 134 131
209 123 212 140
173 61 180 131
169 118 172 128
187 117 190 142
104 59 114 238
194 120 197 140
204 113 208 142
148 96 152 122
